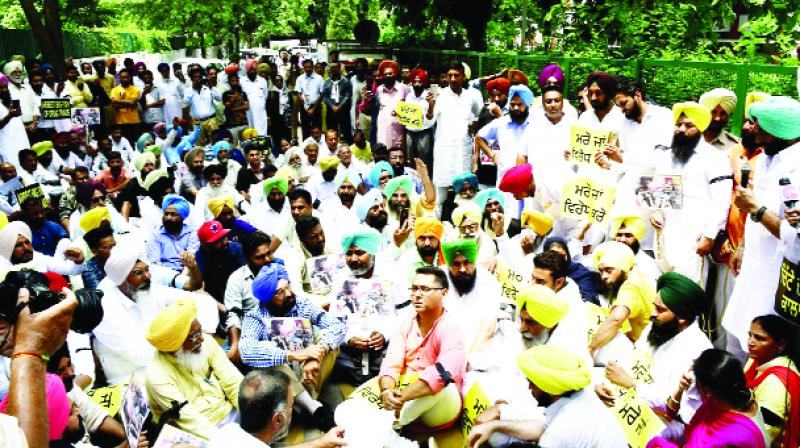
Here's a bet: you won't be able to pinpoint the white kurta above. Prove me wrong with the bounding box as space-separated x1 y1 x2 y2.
430 87 483 187
723 142 800 350
240 76 269 136
0 103 30 168
157 78 186 124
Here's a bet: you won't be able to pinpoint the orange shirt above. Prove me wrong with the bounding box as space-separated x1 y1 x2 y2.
720 143 762 266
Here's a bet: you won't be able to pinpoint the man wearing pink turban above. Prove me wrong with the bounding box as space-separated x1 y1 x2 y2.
241 59 269 136
0 373 71 441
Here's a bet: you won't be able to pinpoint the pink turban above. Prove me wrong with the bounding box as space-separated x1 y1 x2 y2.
499 164 534 195
224 64 239 75
410 68 429 87
0 75 8 86
538 64 565 90
0 373 70 441
245 59 259 72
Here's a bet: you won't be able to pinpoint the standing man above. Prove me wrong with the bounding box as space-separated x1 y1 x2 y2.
157 62 185 124
576 72 624 132
404 68 436 169
698 88 741 153
0 76 30 168
375 60 409 150
140 70 165 130
223 72 250 146
109 69 142 145
62 65 93 109
322 62 352 143
241 60 269 137
185 67 222 146
296 59 324 140
3 60 39 142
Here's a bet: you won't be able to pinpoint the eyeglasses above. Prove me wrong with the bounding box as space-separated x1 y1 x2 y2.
409 285 445 294
274 285 292 300
186 329 202 343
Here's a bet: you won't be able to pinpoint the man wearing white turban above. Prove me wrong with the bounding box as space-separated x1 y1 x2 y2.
0 220 85 275
3 61 38 141
699 87 741 152
92 239 219 384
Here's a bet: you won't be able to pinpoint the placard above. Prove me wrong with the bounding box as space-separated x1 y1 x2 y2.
561 176 617 225
569 125 618 167
331 279 395 318
120 373 150 448
495 260 525 319
265 317 313 351
306 254 347 293
460 381 491 447
776 258 800 326
72 107 101 125
85 383 127 417
395 101 424 129
610 388 665 448
14 183 45 206
635 175 683 209
39 98 72 120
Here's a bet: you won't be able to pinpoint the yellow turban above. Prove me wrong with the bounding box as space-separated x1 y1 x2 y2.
699 88 737 115
673 102 712 133
452 203 482 227
517 345 592 395
32 141 53 157
145 297 197 352
241 128 258 140
521 208 553 236
610 213 645 242
592 241 635 272
207 195 234 218
79 206 111 233
517 284 569 328
0 212 7 230
414 216 444 240
319 155 340 172
275 166 295 181
744 92 771 120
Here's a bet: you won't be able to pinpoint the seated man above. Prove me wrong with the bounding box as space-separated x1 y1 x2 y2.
532 250 582 307
377 266 466 431
239 263 346 431
306 155 340 212
294 215 342 297
207 195 257 243
93 240 218 384
146 194 200 272
195 220 245 304
451 171 479 208
448 203 496 266
144 297 243 439
0 221 84 274
467 345 626 447
20 197 67 256
195 163 250 221
208 370 346 448
588 241 656 355
395 216 445 282
610 213 661 282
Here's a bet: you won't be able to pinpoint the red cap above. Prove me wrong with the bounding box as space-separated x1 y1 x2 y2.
198 220 231 243
44 272 70 292
498 163 534 195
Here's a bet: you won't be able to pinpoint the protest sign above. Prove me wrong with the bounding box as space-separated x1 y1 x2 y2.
265 318 313 351
776 258 800 326
72 107 101 125
561 176 616 225
306 254 347 293
85 383 126 417
14 183 45 206
332 279 395 319
39 98 72 120
120 373 149 448
460 381 491 446
568 125 617 167
395 101 424 129
495 260 526 319
635 175 683 209
610 388 665 448
154 424 208 447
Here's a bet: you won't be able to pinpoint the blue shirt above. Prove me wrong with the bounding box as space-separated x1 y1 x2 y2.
145 224 200 271
82 257 106 289
295 73 324 108
239 296 346 368
29 220 67 256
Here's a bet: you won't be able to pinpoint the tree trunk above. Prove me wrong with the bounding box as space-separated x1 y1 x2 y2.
462 19 488 51
19 0 66 75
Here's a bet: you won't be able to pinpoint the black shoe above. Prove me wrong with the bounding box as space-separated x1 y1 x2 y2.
311 404 335 432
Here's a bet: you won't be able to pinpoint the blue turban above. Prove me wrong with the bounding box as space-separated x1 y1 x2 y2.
162 194 190 220
476 188 505 211
355 188 384 222
452 172 478 194
341 226 382 256
39 63 54 75
749 96 800 141
368 161 394 188
334 168 362 189
252 260 289 303
211 141 231 158
157 62 170 71
509 84 534 108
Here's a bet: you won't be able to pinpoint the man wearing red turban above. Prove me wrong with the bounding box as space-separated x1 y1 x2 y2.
375 59 409 150
404 68 436 168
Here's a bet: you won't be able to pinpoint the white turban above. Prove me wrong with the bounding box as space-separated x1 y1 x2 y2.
104 240 143 285
0 221 31 262
2 61 23 77
699 88 737 115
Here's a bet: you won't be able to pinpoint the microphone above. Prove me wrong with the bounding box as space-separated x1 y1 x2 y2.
780 179 799 228
740 162 752 188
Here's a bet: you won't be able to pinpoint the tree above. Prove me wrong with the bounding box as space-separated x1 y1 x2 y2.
18 0 66 74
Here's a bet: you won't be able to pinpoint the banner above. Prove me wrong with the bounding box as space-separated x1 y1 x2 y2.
568 125 617 167
460 381 491 446
72 107 101 125
495 260 526 319
776 258 800 326
635 175 683 209
395 101 424 129
14 183 45 206
561 176 617 225
39 98 72 120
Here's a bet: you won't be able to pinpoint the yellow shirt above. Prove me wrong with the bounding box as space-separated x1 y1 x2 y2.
110 85 141 124
615 269 656 342
144 338 243 439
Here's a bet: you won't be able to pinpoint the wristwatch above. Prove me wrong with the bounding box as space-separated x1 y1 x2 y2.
750 205 768 222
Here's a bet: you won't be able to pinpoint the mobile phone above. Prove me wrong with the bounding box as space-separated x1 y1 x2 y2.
10 99 20 109
429 84 439 98
399 207 409 228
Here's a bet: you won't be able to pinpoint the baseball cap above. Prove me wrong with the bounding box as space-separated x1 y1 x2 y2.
198 220 230 244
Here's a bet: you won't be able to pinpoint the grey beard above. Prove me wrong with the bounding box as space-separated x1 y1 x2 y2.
521 330 550 349
175 345 207 374
349 256 376 277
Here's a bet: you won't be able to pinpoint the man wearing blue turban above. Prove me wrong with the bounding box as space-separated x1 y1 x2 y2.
239 262 347 432
145 194 200 272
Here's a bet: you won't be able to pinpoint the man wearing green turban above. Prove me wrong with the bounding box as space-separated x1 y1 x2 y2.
468 345 626 447
595 271 712 433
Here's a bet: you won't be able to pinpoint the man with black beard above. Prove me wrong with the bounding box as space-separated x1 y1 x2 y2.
595 272 711 436
699 88 741 152
195 219 245 304
577 71 624 133
649 102 732 281
295 215 341 296
46 344 127 444
610 213 662 283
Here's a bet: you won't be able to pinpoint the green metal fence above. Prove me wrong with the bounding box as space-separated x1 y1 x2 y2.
394 49 800 135
0 29 170 62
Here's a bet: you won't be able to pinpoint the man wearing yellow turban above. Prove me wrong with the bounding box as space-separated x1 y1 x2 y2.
610 212 662 282
144 297 243 439
699 87 741 152
468 345 625 447
589 241 656 353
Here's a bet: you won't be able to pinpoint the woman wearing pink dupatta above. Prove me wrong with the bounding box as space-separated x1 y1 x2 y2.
648 349 768 448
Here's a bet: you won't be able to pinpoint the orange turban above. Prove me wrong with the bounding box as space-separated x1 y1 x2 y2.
414 216 444 240
378 59 399 76
508 69 529 86
487 78 511 95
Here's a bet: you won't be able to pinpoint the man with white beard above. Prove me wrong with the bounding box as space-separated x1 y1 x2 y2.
195 163 250 221
144 297 243 439
93 240 219 385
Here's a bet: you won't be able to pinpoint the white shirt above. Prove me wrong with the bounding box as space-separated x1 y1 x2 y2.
444 268 502 352
208 423 268 448
185 85 222 119
7 82 38 123
477 113 533 183
295 73 324 108
240 76 270 136
243 201 291 237
430 87 483 187
157 77 186 123
306 173 338 211
0 103 30 169
92 280 218 384
524 111 576 194
223 264 260 331
576 105 626 133
0 250 85 276
111 137 135 165
539 387 627 448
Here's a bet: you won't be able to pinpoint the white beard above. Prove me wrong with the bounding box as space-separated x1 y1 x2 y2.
521 330 550 350
175 346 207 374
130 286 151 304
207 185 225 198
